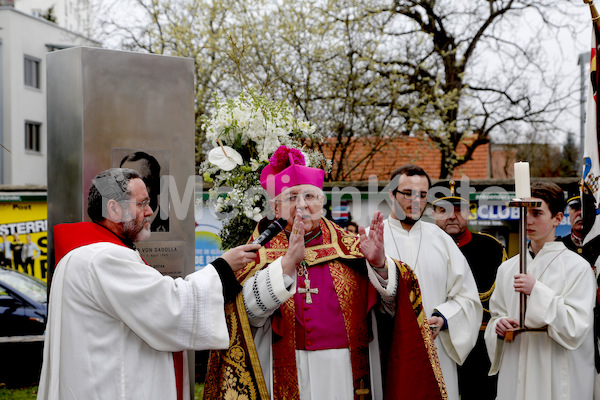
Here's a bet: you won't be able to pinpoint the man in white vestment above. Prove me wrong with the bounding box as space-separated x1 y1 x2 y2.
485 181 596 400
204 147 448 400
37 168 260 400
380 164 482 400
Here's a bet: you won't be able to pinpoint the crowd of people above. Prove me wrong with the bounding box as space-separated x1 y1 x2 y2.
34 145 600 400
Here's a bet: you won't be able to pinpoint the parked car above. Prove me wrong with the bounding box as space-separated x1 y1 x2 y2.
0 267 47 336
0 267 47 387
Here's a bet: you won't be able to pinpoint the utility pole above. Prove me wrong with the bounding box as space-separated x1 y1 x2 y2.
579 51 591 171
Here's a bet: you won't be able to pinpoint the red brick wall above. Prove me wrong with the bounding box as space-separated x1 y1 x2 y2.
490 149 517 179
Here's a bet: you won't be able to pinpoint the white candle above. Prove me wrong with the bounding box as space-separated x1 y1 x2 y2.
514 162 531 199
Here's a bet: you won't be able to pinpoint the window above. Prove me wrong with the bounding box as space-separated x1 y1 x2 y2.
24 56 40 88
25 122 41 153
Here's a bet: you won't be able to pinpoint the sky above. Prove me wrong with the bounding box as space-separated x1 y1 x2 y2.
532 2 593 148
93 0 596 150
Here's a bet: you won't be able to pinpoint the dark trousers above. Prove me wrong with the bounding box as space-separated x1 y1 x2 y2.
23 257 35 275
14 258 27 273
458 331 497 400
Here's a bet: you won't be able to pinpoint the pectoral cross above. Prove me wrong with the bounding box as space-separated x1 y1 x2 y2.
298 278 319 304
355 379 370 399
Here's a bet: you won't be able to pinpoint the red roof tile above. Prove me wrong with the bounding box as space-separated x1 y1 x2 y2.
316 135 489 181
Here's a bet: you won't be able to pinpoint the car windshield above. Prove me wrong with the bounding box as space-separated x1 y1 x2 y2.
0 270 47 303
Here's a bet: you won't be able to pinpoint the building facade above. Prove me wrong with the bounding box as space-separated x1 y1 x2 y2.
0 6 97 185
14 0 94 37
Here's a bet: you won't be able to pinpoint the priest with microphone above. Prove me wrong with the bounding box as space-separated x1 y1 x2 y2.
205 146 447 400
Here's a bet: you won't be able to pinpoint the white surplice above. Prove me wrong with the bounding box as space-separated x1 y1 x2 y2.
243 256 397 400
37 242 230 400
485 241 595 400
382 218 482 400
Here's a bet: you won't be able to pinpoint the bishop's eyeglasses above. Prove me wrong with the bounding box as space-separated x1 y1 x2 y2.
275 191 323 205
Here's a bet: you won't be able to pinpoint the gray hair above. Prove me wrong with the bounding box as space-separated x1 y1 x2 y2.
87 168 141 222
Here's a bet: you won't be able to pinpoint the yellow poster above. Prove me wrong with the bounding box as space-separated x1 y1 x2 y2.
0 196 48 282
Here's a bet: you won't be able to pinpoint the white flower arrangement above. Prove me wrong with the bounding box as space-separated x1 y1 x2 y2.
199 91 329 249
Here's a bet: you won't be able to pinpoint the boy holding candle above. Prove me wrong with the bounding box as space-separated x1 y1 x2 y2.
484 181 596 400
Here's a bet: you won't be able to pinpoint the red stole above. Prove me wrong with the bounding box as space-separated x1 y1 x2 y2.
54 222 128 265
53 222 184 400
383 264 447 400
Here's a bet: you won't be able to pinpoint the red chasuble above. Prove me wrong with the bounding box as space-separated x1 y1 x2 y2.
204 218 447 400
53 222 185 400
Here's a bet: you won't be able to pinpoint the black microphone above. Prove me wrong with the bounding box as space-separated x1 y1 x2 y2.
251 218 287 247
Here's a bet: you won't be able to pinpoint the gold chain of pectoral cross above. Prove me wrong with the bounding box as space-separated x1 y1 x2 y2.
297 261 319 304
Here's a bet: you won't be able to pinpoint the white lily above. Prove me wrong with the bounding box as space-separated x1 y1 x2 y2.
208 145 243 171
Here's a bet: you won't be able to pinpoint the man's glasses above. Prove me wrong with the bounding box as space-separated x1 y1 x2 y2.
394 190 428 200
123 199 151 208
276 191 322 205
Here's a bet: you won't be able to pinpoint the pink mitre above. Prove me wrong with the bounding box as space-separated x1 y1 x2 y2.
260 146 325 198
